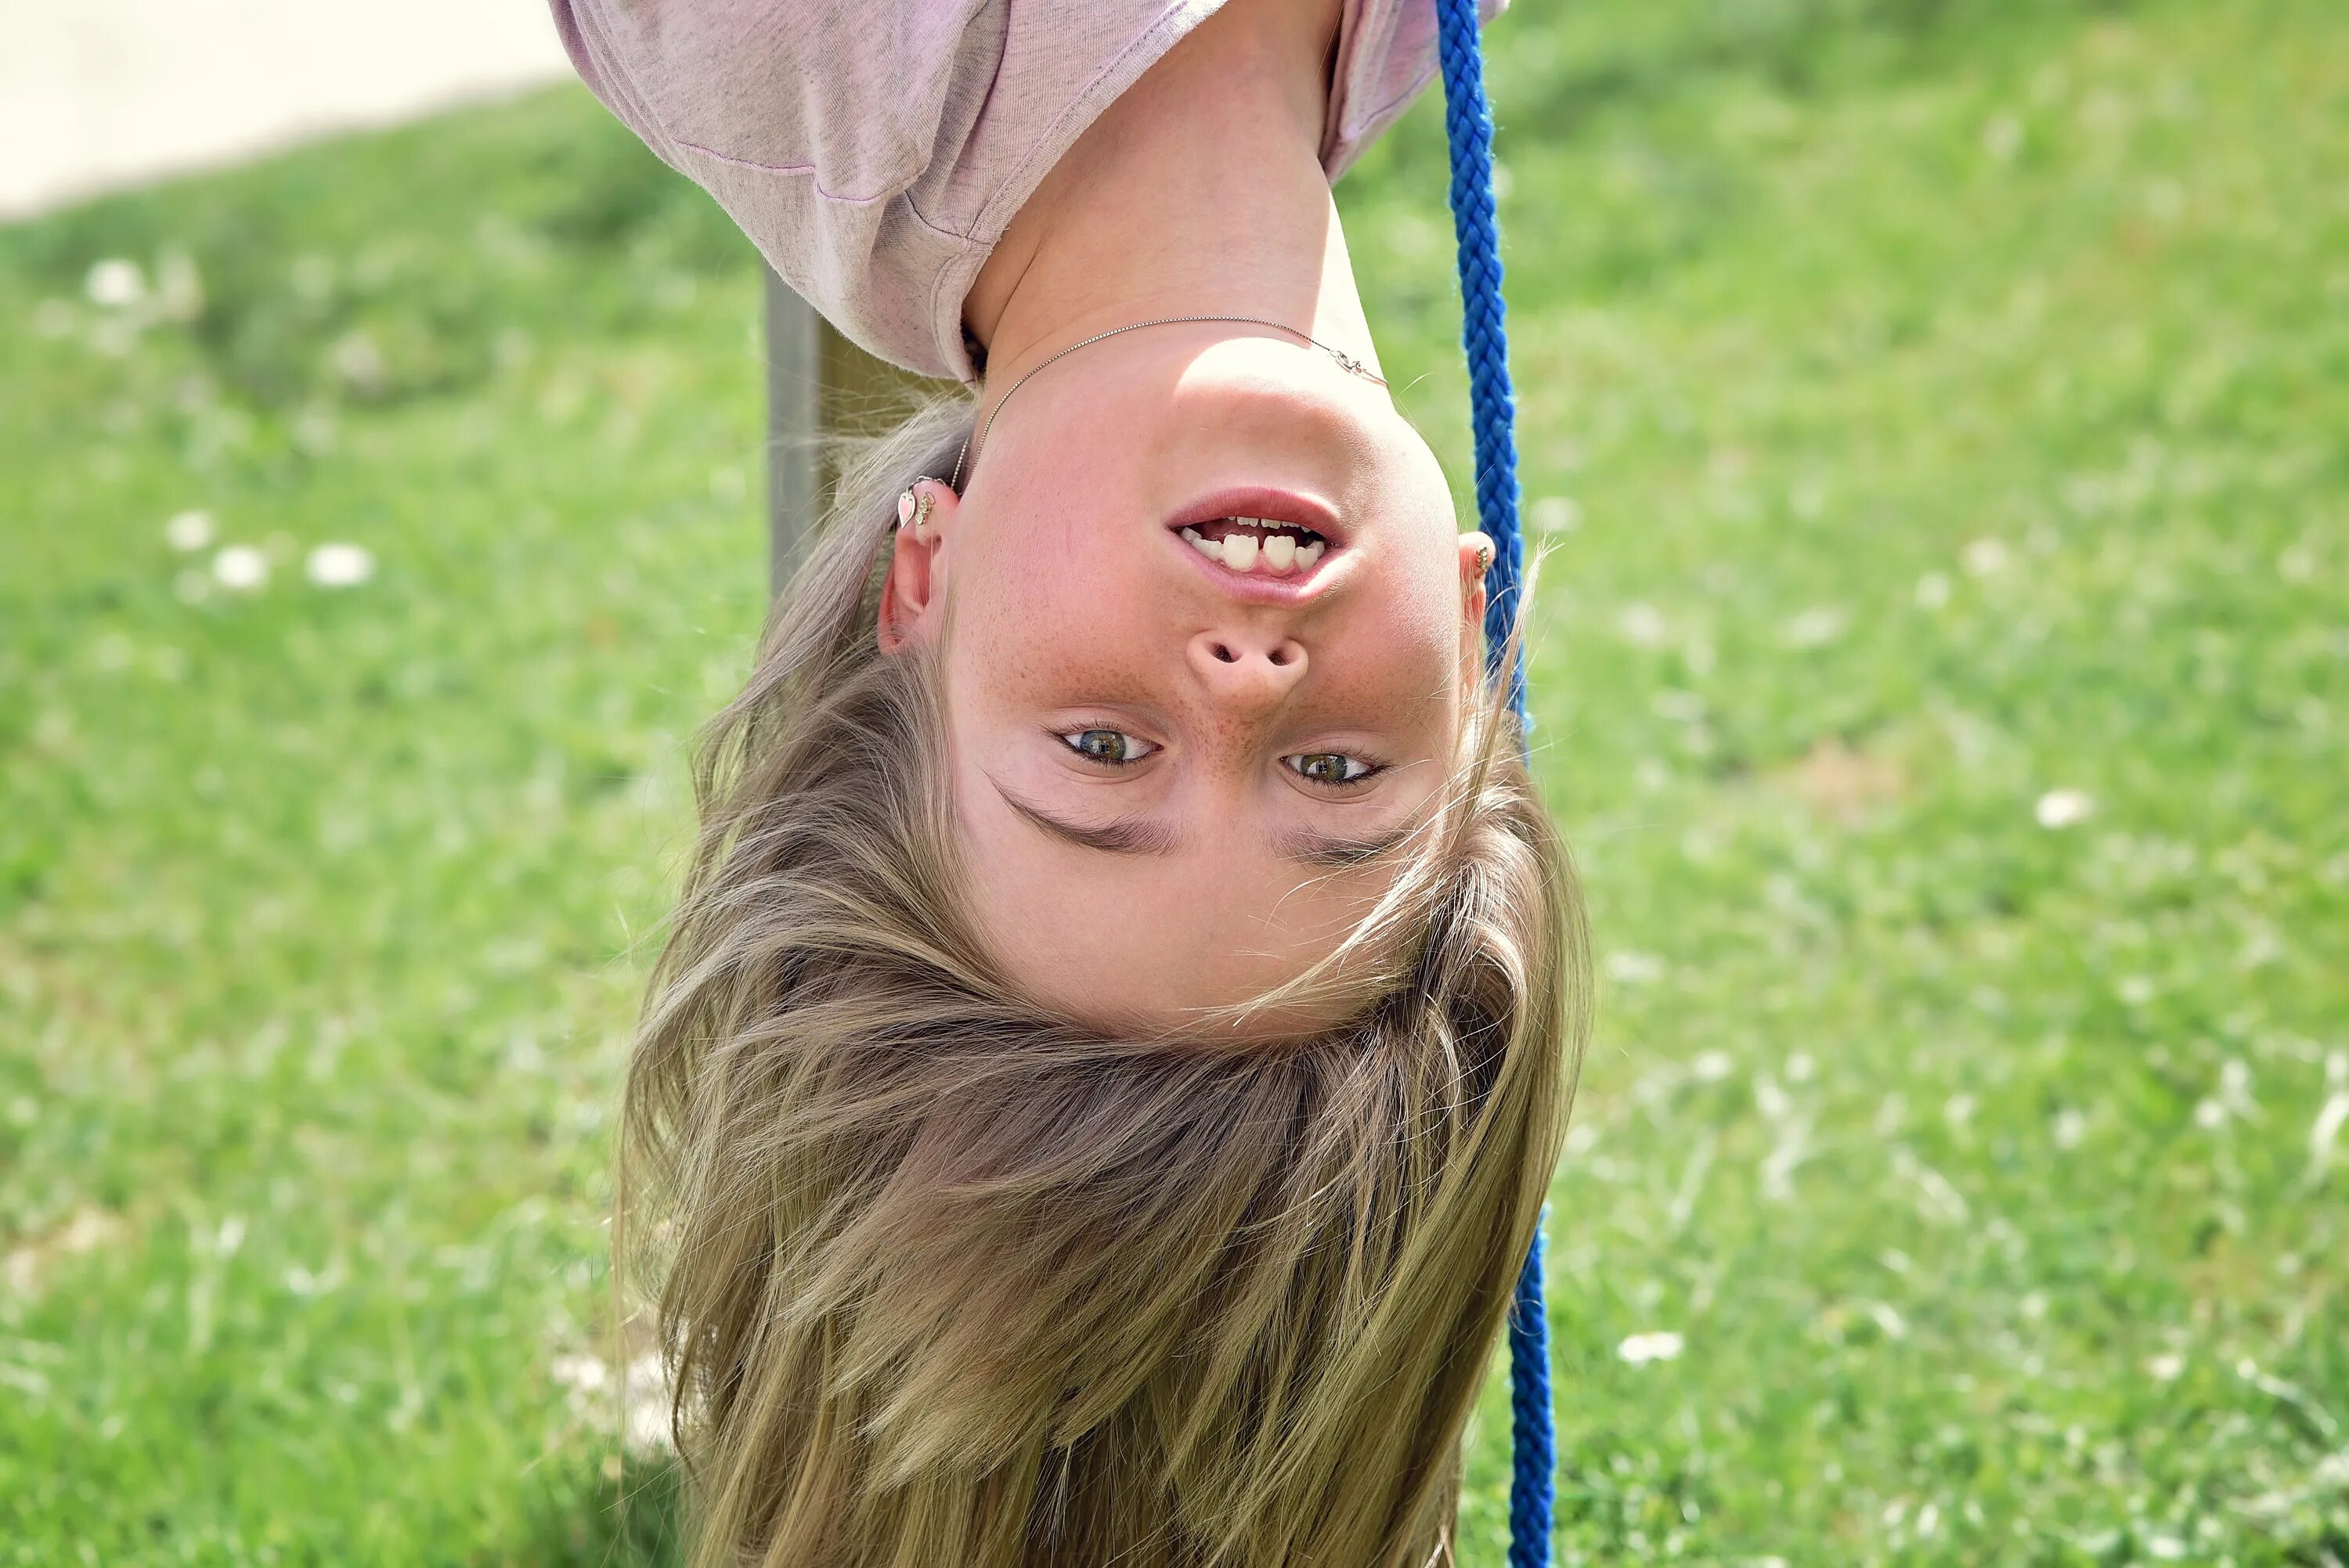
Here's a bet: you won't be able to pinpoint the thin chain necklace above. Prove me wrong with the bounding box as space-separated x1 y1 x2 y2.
947 315 1388 491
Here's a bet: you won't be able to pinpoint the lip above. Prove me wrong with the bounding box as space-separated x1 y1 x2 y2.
1167 487 1349 546
1165 487 1351 605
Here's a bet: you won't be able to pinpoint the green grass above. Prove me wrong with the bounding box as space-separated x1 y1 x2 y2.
2 0 2344 1562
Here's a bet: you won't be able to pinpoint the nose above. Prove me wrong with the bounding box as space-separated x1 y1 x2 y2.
1187 625 1307 716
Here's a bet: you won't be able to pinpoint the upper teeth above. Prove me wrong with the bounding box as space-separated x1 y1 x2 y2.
1179 519 1326 575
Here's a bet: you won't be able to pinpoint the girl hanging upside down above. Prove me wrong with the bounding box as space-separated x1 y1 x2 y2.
552 0 1587 1562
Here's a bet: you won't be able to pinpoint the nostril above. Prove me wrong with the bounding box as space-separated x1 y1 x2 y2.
1266 647 1291 667
1212 643 1238 664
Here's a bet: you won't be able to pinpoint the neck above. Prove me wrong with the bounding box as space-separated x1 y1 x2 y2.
964 0 1373 391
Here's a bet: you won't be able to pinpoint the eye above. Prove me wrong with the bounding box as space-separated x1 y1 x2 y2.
1059 727 1160 766
1283 752 1382 788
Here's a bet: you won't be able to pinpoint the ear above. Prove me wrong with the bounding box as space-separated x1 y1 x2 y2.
1456 530 1492 643
1455 532 1495 697
877 481 960 651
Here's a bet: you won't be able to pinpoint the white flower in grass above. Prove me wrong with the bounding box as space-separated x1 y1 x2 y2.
1961 536 2010 576
305 542 375 588
2145 1351 2186 1382
211 544 268 591
85 258 146 308
1781 606 1847 648
1605 950 1665 986
1618 603 1668 646
165 510 215 552
1616 1330 1683 1364
2308 1091 2349 1185
1689 1050 1735 1083
2035 788 2094 829
550 1354 610 1397
330 330 388 394
2219 1058 2257 1116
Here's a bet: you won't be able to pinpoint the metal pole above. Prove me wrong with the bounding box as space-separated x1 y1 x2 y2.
765 264 956 593
764 265 821 595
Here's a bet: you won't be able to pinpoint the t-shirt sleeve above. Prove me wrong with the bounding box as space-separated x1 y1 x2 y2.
1322 0 1509 178
549 0 993 376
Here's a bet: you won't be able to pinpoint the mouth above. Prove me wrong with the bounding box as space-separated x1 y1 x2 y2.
1176 517 1330 576
1164 488 1347 589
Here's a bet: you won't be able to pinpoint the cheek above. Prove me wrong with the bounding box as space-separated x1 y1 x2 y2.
1312 618 1460 741
1360 561 1466 679
950 420 1159 673
947 543 1161 708
1328 576 1471 738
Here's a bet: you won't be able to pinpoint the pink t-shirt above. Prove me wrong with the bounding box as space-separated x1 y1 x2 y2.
550 0 1500 381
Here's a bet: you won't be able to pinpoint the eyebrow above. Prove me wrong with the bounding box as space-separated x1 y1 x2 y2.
1275 820 1424 869
996 785 1182 856
990 780 1419 868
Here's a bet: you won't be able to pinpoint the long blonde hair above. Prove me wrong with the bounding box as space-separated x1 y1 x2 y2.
622 395 1589 1567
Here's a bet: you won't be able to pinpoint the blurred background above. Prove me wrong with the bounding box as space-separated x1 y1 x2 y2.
2 0 2343 1563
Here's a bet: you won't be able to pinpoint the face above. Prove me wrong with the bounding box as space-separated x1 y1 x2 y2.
881 328 1488 1034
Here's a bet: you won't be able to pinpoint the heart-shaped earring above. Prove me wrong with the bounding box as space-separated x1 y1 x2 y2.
897 481 947 534
897 487 930 535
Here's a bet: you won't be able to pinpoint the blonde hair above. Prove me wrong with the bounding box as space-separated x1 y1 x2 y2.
622 395 1589 1567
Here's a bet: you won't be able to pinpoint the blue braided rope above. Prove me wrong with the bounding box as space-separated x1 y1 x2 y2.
1504 1217 1555 1568
1434 0 1528 724
1432 3 1554 1566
